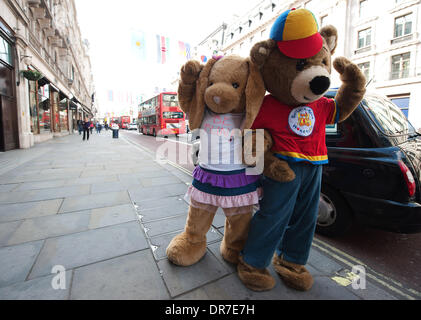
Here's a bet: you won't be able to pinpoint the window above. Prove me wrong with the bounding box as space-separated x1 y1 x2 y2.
59 97 69 131
391 53 410 79
326 124 338 135
362 95 415 136
0 36 13 66
394 13 412 38
358 28 371 48
38 84 51 132
28 81 39 134
162 94 178 107
163 112 183 119
359 0 368 18
357 62 370 80
390 96 410 118
70 65 75 81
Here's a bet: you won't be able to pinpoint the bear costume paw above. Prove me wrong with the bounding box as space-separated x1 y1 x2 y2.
272 254 314 291
237 256 276 291
166 232 207 267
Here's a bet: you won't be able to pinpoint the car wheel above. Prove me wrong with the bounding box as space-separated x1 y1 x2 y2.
316 184 354 237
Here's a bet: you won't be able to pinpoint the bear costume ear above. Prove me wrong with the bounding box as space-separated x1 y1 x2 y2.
187 58 218 130
320 25 338 55
250 39 277 69
242 58 266 130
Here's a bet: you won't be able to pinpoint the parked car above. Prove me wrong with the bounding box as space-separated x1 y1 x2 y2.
318 89 421 236
127 123 137 130
190 90 421 237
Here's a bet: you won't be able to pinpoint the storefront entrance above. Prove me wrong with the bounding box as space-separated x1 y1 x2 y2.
0 24 19 152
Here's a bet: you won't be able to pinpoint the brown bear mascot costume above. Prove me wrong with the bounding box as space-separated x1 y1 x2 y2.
237 8 366 292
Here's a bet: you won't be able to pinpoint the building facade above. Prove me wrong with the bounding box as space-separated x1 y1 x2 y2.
194 0 421 130
0 0 96 151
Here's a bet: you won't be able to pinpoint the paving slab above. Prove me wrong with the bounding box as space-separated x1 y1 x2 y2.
0 185 90 204
0 183 20 192
176 269 360 300
207 241 236 274
64 175 119 186
0 271 72 300
0 199 63 223
143 214 187 237
4 172 83 184
0 240 44 287
136 195 188 211
89 204 138 229
13 179 68 191
6 210 91 246
28 221 147 279
90 181 143 194
158 250 231 297
128 183 188 202
140 176 183 187
59 190 131 213
0 220 23 246
70 251 169 300
149 228 223 261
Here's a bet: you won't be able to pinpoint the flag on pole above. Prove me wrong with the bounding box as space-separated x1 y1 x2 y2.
157 35 170 64
178 41 191 60
185 43 191 60
131 30 146 60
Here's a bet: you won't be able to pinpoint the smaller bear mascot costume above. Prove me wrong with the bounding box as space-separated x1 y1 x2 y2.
237 8 366 291
166 55 266 267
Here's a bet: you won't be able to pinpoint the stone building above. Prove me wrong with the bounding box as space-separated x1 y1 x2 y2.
0 0 96 151
194 0 421 130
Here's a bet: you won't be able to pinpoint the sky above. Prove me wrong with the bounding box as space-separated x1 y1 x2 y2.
74 0 261 117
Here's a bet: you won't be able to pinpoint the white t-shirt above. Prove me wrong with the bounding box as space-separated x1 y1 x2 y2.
198 109 246 171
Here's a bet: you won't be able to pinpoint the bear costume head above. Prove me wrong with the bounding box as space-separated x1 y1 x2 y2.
179 55 265 131
250 8 340 108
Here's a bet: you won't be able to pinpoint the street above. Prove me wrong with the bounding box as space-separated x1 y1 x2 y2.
121 129 421 296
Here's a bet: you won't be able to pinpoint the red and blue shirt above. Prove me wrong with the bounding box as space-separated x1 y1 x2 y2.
251 95 339 165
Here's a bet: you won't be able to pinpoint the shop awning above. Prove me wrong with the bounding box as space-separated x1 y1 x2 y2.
69 100 78 111
59 91 68 99
38 76 50 87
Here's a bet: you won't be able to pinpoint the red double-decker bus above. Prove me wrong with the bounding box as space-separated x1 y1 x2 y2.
110 117 120 126
120 116 130 129
138 92 186 137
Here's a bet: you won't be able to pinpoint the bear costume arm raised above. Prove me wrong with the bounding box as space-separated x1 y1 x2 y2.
333 57 366 122
177 60 205 130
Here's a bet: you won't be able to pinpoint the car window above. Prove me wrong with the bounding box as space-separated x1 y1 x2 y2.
362 95 416 136
326 124 338 135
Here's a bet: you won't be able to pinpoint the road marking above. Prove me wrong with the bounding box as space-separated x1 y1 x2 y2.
122 132 421 300
313 238 420 300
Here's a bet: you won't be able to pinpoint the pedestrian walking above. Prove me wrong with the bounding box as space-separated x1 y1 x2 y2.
104 122 109 131
89 121 94 134
77 120 83 135
82 118 91 141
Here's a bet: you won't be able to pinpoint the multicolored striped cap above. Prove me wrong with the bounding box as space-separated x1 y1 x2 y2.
269 8 323 59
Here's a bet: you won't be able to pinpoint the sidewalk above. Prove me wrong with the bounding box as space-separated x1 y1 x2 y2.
0 132 407 300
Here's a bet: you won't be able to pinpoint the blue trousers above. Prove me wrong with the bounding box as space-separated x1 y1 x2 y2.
241 162 322 268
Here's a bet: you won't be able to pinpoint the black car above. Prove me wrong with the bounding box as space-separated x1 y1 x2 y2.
317 89 421 237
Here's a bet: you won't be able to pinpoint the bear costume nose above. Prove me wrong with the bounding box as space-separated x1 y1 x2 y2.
213 96 221 104
309 76 330 95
